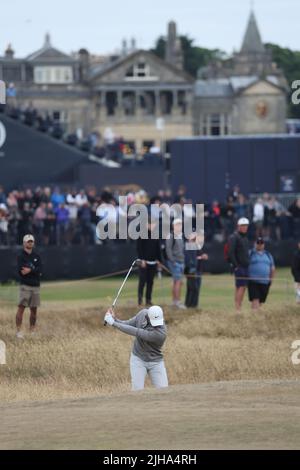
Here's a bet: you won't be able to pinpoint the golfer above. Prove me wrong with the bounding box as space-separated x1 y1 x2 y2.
104 306 168 391
16 234 42 338
291 240 300 303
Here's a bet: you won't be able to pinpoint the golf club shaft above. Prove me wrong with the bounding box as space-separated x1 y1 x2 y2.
104 258 139 325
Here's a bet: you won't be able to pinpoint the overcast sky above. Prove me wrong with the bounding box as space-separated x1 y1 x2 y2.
0 0 298 58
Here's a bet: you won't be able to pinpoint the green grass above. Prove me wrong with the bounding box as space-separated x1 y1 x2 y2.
0 268 294 310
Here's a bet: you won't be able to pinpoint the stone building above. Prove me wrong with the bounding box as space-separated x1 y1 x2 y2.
194 10 288 135
0 22 193 152
0 12 288 150
0 35 92 132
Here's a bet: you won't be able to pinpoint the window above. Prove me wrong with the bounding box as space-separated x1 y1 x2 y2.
34 66 73 84
125 62 158 81
200 114 231 136
211 114 221 136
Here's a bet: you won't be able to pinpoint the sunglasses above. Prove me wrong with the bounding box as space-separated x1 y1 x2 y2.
256 241 265 245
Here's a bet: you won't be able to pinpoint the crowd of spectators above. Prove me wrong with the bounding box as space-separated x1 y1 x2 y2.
0 184 299 247
0 102 164 166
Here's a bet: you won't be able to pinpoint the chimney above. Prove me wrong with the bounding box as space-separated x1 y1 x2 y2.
5 43 14 59
131 38 137 52
122 39 128 56
78 48 90 81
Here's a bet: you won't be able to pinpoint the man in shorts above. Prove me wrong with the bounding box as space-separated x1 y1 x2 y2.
165 219 186 309
228 218 250 311
16 234 42 338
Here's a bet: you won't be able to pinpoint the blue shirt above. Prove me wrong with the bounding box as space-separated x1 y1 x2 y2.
248 250 274 285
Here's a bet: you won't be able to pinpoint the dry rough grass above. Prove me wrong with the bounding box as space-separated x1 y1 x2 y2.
1 302 300 402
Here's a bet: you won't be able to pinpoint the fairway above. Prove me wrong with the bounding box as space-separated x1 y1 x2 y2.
1 380 300 450
0 267 294 307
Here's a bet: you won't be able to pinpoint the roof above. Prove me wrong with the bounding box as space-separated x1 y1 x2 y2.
176 134 300 141
195 75 282 97
241 10 265 54
26 34 75 63
89 49 194 83
195 79 232 97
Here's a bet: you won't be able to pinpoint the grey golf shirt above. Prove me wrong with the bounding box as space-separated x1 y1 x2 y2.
113 309 167 362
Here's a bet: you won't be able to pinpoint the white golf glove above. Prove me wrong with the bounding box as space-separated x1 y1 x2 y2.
104 312 115 326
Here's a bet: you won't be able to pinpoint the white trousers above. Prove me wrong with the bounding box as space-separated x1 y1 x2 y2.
130 353 168 391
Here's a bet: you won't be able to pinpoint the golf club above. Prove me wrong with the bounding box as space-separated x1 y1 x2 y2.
104 258 140 325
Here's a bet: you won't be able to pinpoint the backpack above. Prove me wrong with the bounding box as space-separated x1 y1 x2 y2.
224 241 230 263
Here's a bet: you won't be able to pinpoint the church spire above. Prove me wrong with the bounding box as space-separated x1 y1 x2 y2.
241 10 265 54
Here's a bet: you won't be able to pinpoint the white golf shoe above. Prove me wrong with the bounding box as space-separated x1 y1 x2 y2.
173 301 187 310
16 331 24 339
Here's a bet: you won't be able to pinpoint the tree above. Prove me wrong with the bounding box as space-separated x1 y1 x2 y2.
266 43 300 118
151 35 225 78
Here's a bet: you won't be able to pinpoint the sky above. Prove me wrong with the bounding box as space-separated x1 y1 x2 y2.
0 0 298 58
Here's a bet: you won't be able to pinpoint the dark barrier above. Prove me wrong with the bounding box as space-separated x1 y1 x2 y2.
170 135 300 203
0 240 296 283
78 165 166 194
0 242 137 282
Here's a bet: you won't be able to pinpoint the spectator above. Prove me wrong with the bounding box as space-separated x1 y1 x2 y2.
291 241 300 304
0 204 8 245
165 219 186 309
248 238 275 309
16 234 42 339
96 195 118 241
221 196 236 237
66 189 79 242
18 202 34 243
33 202 47 245
229 184 241 202
288 199 300 239
75 189 88 207
55 203 69 245
210 200 222 240
0 185 7 205
78 202 94 244
44 202 56 245
253 198 265 238
184 232 208 308
6 191 18 208
51 188 65 209
228 217 250 311
136 220 162 306
235 194 250 220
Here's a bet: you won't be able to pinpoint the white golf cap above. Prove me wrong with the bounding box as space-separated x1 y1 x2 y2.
148 306 164 327
237 217 249 226
23 234 35 243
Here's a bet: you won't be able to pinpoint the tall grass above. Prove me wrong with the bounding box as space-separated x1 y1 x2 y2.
1 301 300 402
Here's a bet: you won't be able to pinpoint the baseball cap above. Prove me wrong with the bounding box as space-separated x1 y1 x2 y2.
237 217 249 226
256 237 265 244
172 218 182 226
23 234 35 243
148 306 164 327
